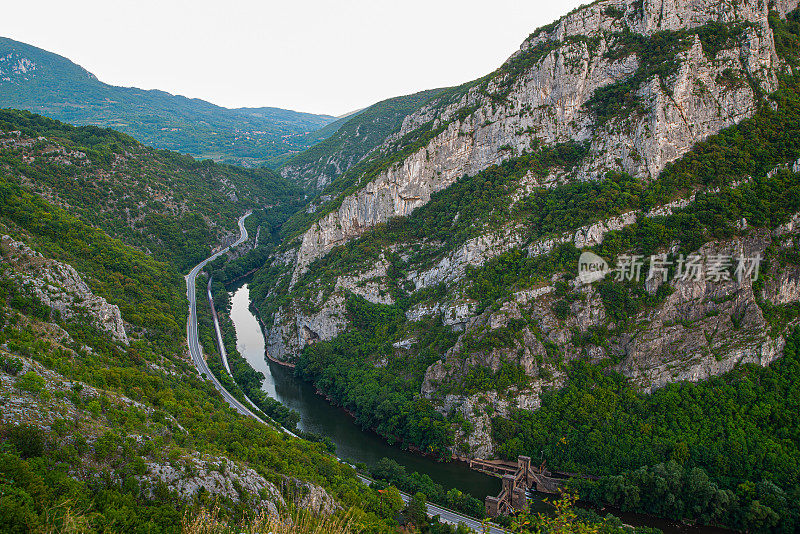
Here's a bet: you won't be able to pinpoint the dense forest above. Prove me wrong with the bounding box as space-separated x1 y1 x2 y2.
494 328 800 532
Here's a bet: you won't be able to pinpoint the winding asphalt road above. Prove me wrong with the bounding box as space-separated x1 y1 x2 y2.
185 212 505 534
185 211 268 424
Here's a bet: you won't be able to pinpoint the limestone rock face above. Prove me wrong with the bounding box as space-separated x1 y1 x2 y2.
1 235 128 343
266 294 348 363
0 52 38 84
291 117 481 284
266 256 395 361
763 263 800 305
406 299 477 331
421 227 800 458
289 0 796 283
260 1 800 458
267 1 800 363
408 226 526 290
144 454 284 515
282 477 341 516
613 232 785 392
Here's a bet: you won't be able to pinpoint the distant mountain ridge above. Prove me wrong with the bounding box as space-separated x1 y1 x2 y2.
279 88 446 192
0 36 338 167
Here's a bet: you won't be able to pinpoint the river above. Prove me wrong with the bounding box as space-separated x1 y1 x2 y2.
229 283 504 500
228 283 732 533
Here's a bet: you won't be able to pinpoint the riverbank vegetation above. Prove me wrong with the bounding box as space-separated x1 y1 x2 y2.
369 458 486 519
203 278 338 452
296 295 457 458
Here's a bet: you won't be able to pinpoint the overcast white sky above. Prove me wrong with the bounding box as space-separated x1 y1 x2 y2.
1 0 584 116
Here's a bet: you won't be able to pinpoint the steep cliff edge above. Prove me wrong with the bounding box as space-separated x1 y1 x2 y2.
279 89 444 191
288 0 796 284
251 0 800 466
262 0 799 362
420 218 800 458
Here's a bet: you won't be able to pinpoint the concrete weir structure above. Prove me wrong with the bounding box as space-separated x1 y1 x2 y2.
484 456 565 517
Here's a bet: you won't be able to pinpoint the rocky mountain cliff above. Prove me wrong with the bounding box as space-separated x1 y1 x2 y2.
250 0 800 461
279 89 444 191
286 0 795 281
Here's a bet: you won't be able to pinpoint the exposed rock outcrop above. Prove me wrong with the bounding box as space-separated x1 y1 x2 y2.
282 477 341 516
289 0 796 283
266 294 347 363
421 227 800 457
144 454 284 514
1 235 128 343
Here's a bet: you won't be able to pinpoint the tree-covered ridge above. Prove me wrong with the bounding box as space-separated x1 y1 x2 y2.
0 110 486 531
0 37 338 167
0 109 304 271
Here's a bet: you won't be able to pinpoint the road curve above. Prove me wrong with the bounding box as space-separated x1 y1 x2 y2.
185 212 506 534
185 212 269 424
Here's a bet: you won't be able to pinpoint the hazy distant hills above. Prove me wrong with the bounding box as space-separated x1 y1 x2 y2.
0 36 338 167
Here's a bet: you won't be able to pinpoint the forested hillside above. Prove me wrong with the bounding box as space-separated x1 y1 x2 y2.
0 109 420 532
246 1 800 530
0 37 338 167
